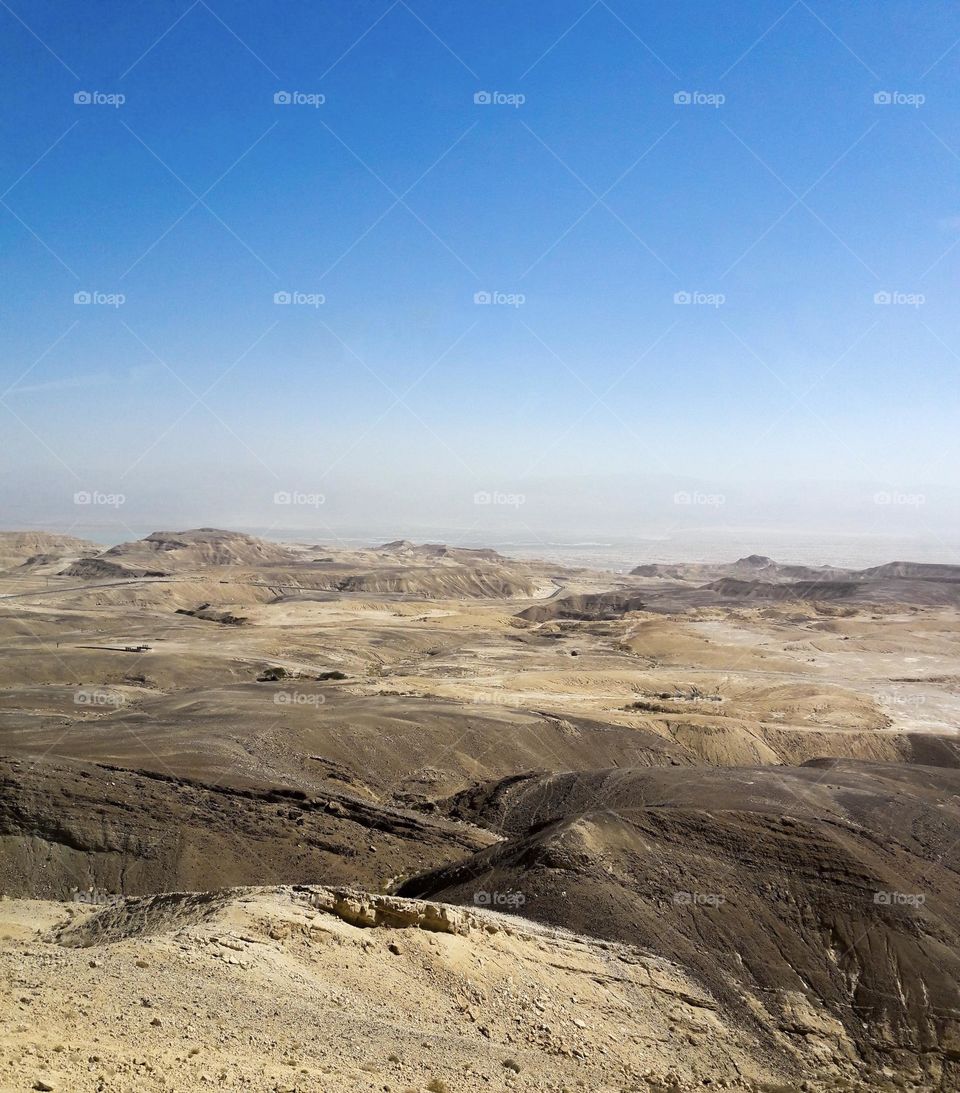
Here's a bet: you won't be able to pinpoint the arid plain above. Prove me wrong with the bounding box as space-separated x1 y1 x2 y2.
3 528 960 1092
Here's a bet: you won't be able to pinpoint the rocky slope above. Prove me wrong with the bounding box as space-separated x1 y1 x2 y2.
0 884 809 1092
0 756 492 900
400 760 960 1089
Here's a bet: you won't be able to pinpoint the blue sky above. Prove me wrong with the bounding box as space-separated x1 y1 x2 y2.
1 1 959 542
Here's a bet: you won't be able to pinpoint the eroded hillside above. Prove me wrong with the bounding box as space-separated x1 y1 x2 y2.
2 530 960 1089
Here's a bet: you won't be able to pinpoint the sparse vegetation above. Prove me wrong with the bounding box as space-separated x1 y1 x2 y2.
256 666 287 682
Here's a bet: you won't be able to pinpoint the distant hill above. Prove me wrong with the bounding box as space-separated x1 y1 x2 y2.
860 561 960 581
376 539 505 562
61 528 298 577
630 554 849 583
627 555 960 608
0 531 98 572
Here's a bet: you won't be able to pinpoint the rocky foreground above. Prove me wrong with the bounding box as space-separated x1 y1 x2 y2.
0 885 799 1093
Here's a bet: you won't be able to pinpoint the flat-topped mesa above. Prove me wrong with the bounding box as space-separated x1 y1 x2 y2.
54 528 298 580
629 557 805 582
860 561 960 581
628 555 960 606
376 539 504 562
93 529 298 570
632 556 848 584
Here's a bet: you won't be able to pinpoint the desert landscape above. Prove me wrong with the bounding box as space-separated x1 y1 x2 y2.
6 1 959 1088
1 527 960 1091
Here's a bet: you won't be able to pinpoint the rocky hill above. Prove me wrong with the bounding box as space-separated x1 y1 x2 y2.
0 531 98 572
400 760 960 1088
0 884 791 1092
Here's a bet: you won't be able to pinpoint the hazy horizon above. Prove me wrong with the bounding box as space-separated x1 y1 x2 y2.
4 466 960 568
6 517 960 572
3 2 959 555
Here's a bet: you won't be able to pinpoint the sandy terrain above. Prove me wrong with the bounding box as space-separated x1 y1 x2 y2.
2 528 960 1090
0 885 790 1093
